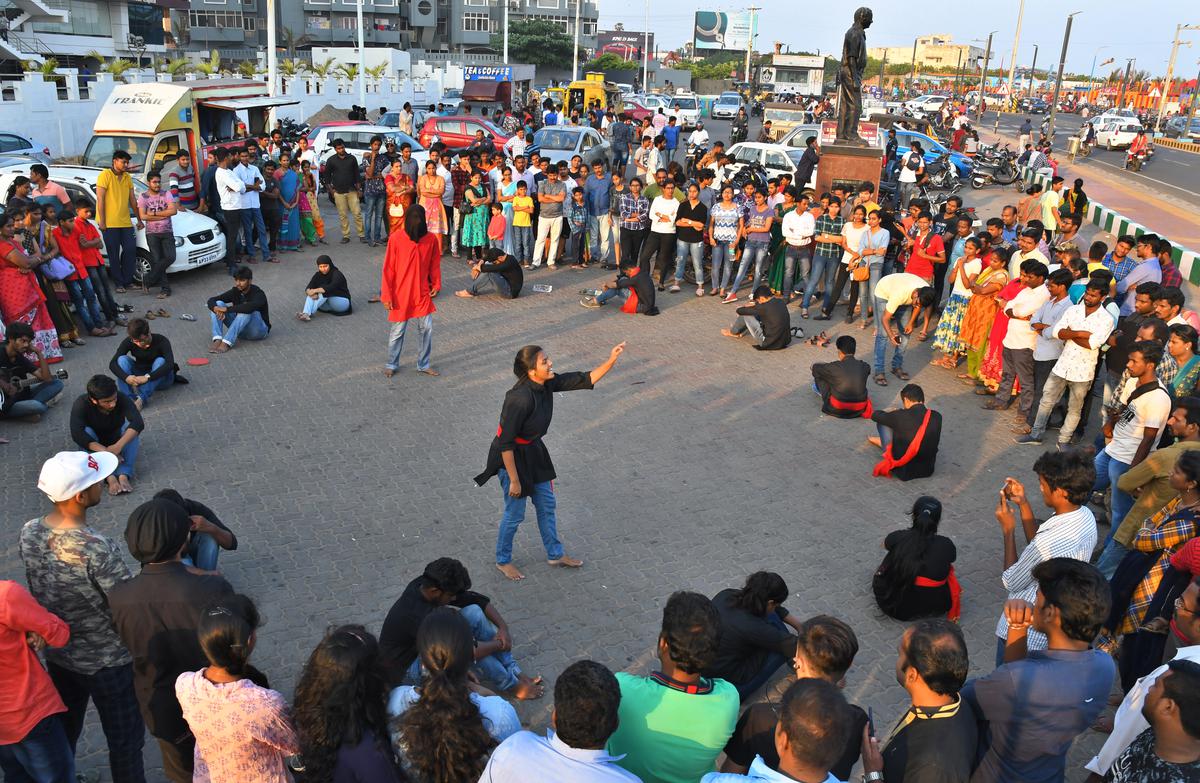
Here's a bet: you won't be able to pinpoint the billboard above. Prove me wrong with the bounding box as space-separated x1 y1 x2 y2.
693 11 755 51
596 31 655 63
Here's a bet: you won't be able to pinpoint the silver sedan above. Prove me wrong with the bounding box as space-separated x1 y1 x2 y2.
530 126 611 167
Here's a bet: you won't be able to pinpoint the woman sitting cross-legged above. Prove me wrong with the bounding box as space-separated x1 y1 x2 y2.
297 255 352 322
872 496 960 621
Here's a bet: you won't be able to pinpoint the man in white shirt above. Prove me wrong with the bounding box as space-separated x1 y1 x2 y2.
212 148 246 273
1096 340 1172 537
632 137 655 181
480 660 641 783
234 147 271 264
1085 576 1200 777
1009 228 1051 279
991 450 1098 665
987 260 1050 419
686 123 710 155
1020 279 1116 447
503 128 528 161
1021 268 1076 432
781 192 816 300
897 144 924 210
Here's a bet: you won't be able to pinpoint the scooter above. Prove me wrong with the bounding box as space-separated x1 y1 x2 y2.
685 144 708 179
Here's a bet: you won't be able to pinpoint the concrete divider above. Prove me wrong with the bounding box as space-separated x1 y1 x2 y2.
1153 137 1200 154
1020 166 1200 286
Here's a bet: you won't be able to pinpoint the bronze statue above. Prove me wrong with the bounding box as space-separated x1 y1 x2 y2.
836 7 873 145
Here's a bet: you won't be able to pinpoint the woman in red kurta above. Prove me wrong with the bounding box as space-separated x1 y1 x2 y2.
0 210 61 361
381 206 442 378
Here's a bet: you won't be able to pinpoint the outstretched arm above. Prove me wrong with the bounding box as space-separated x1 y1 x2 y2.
589 342 626 385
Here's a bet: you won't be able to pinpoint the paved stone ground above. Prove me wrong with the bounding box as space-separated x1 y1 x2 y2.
0 186 1114 781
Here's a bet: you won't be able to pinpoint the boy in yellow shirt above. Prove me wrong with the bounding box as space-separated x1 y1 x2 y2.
511 181 533 267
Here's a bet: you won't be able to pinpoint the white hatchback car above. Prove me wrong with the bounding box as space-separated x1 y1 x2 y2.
669 95 701 130
0 164 226 281
1096 122 1144 150
309 125 430 169
726 142 817 191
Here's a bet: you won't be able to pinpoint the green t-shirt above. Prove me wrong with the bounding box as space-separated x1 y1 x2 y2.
607 672 739 783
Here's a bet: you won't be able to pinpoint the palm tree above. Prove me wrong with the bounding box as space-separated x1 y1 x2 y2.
194 50 222 76
237 60 260 79
310 58 336 79
104 59 136 82
280 27 312 59
162 58 191 79
364 63 388 83
336 62 360 82
278 58 306 79
23 58 59 78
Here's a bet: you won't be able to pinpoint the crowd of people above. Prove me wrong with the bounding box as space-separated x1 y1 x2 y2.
4 102 1200 783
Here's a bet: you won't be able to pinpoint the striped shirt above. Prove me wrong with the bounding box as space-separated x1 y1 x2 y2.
996 505 1097 650
162 162 198 209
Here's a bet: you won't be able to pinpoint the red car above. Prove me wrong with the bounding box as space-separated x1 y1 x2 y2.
621 101 655 123
417 115 511 152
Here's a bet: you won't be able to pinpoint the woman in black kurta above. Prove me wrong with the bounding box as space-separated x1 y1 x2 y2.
475 342 626 580
872 496 959 620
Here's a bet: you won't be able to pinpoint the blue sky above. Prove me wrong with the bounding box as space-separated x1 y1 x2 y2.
599 0 1199 78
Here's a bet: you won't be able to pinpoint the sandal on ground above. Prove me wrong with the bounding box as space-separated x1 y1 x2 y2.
178 313 196 321
155 308 170 318
874 373 888 386
417 367 440 377
296 312 311 321
144 311 156 320
891 368 911 381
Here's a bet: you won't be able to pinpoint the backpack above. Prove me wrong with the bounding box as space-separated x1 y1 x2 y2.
904 152 922 171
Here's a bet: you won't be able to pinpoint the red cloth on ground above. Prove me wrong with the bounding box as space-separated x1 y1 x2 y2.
873 409 932 478
915 565 962 621
0 580 69 745
381 229 441 322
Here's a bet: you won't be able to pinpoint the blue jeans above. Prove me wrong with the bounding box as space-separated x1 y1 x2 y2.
511 225 532 263
302 295 351 317
1095 538 1131 579
386 314 432 371
673 240 703 285
596 287 628 306
730 242 770 296
0 713 76 783
1095 448 1134 534
209 303 270 346
588 215 612 263
459 603 522 691
873 299 908 374
782 244 812 296
496 470 563 564
84 424 138 477
182 532 221 571
88 265 120 320
65 278 104 332
468 272 512 297
733 613 790 700
802 254 838 309
240 208 270 261
613 145 629 169
102 226 137 287
3 379 63 418
876 421 894 447
115 355 173 404
363 193 386 244
711 241 737 291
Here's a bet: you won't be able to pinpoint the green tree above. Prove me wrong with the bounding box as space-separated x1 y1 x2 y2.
237 61 259 79
584 52 637 72
162 58 192 78
677 59 735 80
310 58 336 79
194 50 222 76
336 63 360 82
489 19 580 69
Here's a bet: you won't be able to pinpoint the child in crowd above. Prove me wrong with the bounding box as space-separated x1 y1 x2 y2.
487 202 506 251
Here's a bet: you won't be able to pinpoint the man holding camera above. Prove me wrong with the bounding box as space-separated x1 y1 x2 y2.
1 322 64 423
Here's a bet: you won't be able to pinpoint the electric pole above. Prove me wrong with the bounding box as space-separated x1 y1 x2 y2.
1046 11 1082 141
908 38 918 94
976 31 994 121
1117 58 1135 109
744 6 759 93
266 0 276 96
572 0 582 81
1155 24 1200 133
503 0 509 64
1026 44 1038 99
1005 0 1025 109
356 0 365 108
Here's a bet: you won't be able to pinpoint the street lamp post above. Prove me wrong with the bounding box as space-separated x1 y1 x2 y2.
908 37 918 95
1117 58 1135 109
503 0 509 64
1086 46 1111 105
952 49 961 98
266 0 276 97
1046 11 1082 142
976 31 995 122
1155 24 1200 133
1026 44 1038 99
1188 59 1200 133
572 0 581 81
1005 0 1026 109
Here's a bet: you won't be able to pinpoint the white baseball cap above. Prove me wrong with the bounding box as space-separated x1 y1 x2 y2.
38 451 118 502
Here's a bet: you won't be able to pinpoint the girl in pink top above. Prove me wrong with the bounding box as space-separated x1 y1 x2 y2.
176 595 299 783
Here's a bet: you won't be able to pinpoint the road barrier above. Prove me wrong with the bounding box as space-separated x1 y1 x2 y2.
1021 166 1200 286
1153 137 1200 154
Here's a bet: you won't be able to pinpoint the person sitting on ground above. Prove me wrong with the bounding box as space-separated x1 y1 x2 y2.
705 572 802 701
479 658 640 782
962 558 1114 783
378 557 544 699
108 317 179 410
207 266 270 353
607 591 740 783
388 608 520 780
580 256 658 315
456 247 524 300
298 255 352 321
1 321 63 422
721 286 792 350
719 614 866 781
872 496 959 620
812 335 872 418
293 626 405 783
176 594 298 783
703 679 854 783
152 488 237 573
859 619 977 783
868 384 943 480
69 374 143 495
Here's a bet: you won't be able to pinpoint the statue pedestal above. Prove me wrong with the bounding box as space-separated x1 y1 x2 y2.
814 143 885 203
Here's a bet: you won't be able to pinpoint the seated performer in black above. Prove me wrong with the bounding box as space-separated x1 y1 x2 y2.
869 383 942 480
474 342 627 581
721 286 792 350
812 335 872 418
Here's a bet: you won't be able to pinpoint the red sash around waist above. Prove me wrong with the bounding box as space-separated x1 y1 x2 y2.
873 409 932 478
496 425 535 445
828 395 874 418
914 565 961 621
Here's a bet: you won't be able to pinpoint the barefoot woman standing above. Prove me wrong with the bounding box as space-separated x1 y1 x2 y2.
475 342 626 581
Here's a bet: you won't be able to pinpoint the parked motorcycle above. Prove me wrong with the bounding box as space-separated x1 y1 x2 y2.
278 117 311 144
970 146 1018 188
921 152 962 190
728 160 769 193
